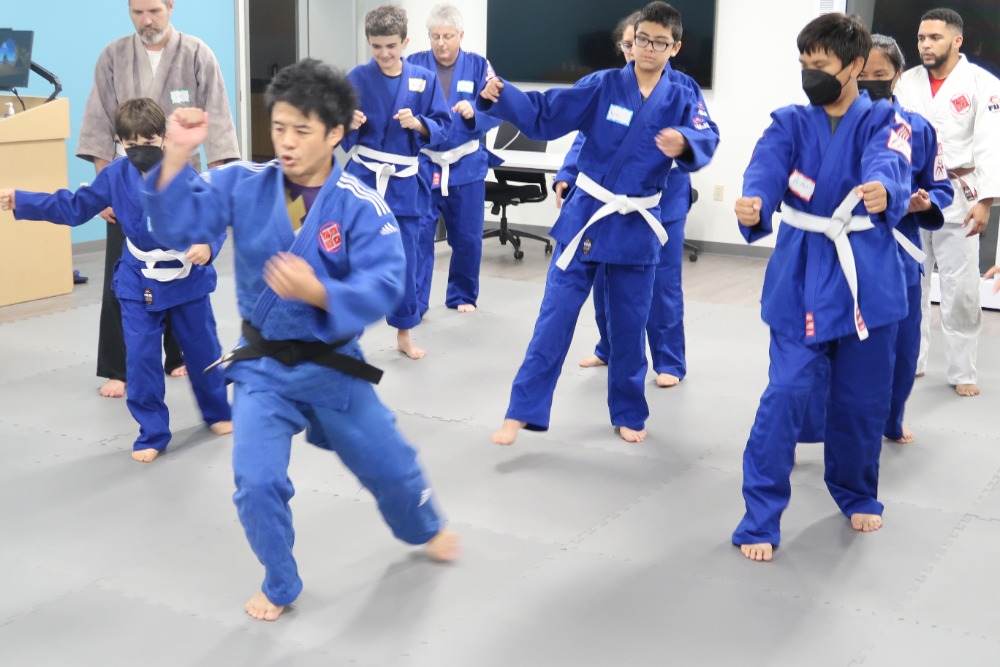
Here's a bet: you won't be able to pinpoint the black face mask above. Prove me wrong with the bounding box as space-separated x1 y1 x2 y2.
125 145 164 173
857 79 894 102
801 67 847 106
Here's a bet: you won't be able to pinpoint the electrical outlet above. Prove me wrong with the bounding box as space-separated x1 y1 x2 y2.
713 185 724 201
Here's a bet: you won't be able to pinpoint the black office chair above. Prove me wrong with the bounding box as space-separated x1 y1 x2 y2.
685 188 699 262
483 122 554 260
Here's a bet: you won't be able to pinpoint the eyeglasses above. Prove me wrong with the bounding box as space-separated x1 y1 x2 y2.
633 35 674 52
429 32 458 43
618 41 634 52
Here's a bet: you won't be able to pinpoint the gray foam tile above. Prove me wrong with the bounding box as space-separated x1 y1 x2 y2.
404 548 883 667
898 517 1000 640
0 553 98 625
0 586 351 667
572 464 965 614
391 419 675 545
861 618 1000 667
969 472 1000 521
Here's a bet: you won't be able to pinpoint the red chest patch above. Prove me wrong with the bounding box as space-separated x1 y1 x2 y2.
951 93 971 115
319 222 343 253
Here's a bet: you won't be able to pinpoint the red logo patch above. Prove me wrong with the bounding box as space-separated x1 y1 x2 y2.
319 222 343 253
805 312 815 338
855 306 867 333
432 171 441 187
951 94 971 115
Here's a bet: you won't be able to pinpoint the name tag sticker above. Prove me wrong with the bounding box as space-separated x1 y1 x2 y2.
606 104 633 127
169 89 191 105
409 78 427 93
788 169 816 202
456 79 474 94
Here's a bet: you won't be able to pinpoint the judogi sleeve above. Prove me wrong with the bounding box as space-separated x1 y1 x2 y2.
76 48 120 164
475 77 602 141
912 120 953 230
739 110 796 243
14 169 114 225
861 105 912 227
662 88 717 173
142 165 229 249
418 74 453 149
676 79 721 173
555 133 585 187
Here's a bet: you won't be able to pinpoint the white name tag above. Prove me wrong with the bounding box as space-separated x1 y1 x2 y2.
606 104 633 127
788 169 816 202
408 78 427 93
169 89 191 105
456 79 474 94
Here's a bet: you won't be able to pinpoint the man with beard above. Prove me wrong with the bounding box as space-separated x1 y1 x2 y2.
77 0 240 399
894 7 1000 398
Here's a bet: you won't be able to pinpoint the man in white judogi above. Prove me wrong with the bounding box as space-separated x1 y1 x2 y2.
76 0 240 400
895 7 1000 397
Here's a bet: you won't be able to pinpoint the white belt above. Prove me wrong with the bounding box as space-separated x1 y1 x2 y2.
557 172 664 270
420 139 479 197
126 238 192 282
347 145 419 197
781 191 926 340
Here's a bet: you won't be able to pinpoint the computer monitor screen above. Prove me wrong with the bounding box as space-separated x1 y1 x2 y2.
0 29 33 90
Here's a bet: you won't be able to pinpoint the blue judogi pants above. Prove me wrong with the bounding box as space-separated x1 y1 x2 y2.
231 370 442 606
387 215 422 330
507 243 655 432
593 218 686 379
415 181 486 312
732 323 896 548
120 295 231 452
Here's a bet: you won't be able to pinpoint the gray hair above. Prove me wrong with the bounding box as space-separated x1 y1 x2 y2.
426 4 463 33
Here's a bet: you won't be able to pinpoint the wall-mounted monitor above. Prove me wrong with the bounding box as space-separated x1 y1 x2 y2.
0 29 33 91
486 1 716 89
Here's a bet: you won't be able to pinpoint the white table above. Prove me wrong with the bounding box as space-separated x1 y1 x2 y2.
490 149 566 174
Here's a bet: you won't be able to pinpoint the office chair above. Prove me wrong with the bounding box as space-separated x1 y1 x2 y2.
685 187 699 262
483 122 553 260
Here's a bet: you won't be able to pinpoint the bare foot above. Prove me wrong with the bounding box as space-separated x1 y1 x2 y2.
456 304 476 313
739 543 773 562
426 528 461 561
850 513 883 532
169 365 188 377
617 426 647 443
397 330 427 360
955 383 980 397
209 421 233 435
99 378 125 398
578 354 607 368
492 419 525 445
891 425 915 444
655 373 680 388
131 448 161 463
244 591 285 621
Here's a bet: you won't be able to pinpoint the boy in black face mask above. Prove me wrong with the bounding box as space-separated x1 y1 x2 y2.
730 14 916 562
0 97 232 464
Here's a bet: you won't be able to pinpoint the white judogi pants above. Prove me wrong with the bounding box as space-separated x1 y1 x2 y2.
918 193 982 384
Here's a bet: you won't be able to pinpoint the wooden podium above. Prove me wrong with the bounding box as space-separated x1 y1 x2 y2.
0 95 73 307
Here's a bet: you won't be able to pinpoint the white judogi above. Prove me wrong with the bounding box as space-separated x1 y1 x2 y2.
895 54 1000 385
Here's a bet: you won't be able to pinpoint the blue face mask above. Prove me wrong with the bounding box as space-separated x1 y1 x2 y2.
125 145 163 173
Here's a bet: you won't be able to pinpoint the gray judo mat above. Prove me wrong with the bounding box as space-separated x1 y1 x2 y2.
1 240 999 667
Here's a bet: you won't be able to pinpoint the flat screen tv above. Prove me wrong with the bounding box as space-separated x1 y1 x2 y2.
486 1 716 89
0 29 33 90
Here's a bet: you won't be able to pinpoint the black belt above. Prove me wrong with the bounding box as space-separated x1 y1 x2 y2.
204 321 383 384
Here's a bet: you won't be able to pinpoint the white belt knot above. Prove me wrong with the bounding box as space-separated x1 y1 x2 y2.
347 145 419 197
420 139 480 196
126 238 192 282
556 172 664 270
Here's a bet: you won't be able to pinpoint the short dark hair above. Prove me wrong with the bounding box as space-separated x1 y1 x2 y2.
114 97 165 142
365 5 408 40
921 8 963 33
797 13 872 69
265 59 357 134
634 2 683 42
871 33 905 73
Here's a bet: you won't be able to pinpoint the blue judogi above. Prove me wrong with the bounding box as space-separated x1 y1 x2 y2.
15 157 231 452
732 94 913 548
798 97 953 443
475 63 716 431
142 159 443 607
559 63 719 379
408 49 502 310
343 59 452 329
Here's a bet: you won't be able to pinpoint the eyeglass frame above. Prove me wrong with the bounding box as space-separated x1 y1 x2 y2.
633 34 675 52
